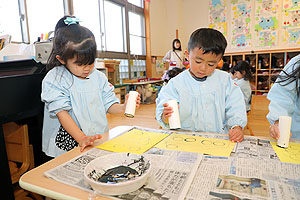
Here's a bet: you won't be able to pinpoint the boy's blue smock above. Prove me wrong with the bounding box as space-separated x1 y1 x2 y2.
41 66 119 157
156 69 247 133
267 54 300 139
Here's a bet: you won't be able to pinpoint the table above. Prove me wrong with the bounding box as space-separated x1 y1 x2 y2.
19 126 131 200
20 126 300 199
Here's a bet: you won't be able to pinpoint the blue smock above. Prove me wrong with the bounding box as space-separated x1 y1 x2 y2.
41 66 119 157
156 69 247 133
267 54 300 139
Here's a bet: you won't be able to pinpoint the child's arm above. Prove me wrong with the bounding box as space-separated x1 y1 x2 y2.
225 79 247 142
57 110 102 152
107 93 141 114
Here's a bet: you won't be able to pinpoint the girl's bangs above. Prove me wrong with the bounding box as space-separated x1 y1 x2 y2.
64 38 96 65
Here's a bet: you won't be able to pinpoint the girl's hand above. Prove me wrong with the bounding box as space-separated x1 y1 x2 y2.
78 134 102 152
270 121 280 140
229 126 244 142
161 103 173 124
124 93 141 109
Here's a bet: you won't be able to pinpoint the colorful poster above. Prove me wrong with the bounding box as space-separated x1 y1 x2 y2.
254 0 279 48
255 30 278 47
255 0 279 15
232 33 252 48
255 15 279 31
209 22 227 36
209 0 226 24
230 2 252 49
282 10 300 27
283 28 300 45
282 0 300 11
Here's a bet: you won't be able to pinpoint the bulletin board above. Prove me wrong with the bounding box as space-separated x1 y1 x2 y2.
208 0 300 52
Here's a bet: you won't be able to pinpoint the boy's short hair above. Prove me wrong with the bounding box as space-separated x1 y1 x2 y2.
188 28 227 56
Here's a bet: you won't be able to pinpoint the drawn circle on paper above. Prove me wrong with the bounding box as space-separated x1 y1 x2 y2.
184 137 196 142
166 144 178 149
201 140 213 145
213 141 226 146
172 136 184 141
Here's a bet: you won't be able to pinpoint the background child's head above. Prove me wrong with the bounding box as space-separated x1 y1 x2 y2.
187 28 227 78
172 39 182 51
221 63 230 72
230 61 252 81
163 67 183 83
47 16 97 72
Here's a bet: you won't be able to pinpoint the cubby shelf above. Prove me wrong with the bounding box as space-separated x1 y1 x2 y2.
223 49 300 95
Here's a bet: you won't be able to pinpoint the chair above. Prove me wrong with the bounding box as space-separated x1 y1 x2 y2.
246 95 271 137
3 122 42 200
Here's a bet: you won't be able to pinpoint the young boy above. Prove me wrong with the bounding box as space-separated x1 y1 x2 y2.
156 28 247 142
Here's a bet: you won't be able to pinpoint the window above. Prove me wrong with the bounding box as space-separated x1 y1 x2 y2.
26 0 64 43
128 0 143 8
73 0 102 49
100 0 126 52
129 11 146 55
0 0 22 42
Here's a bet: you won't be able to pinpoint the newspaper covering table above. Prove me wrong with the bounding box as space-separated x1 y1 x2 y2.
44 127 300 200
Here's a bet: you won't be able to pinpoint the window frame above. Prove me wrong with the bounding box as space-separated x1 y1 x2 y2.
11 0 147 79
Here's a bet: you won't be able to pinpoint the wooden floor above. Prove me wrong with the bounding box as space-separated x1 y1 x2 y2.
107 103 271 138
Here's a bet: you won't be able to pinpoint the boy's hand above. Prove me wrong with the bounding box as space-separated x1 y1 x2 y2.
229 126 244 142
269 121 292 140
270 121 280 140
161 103 174 124
79 134 102 152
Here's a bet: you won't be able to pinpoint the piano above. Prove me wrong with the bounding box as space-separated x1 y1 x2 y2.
0 59 46 199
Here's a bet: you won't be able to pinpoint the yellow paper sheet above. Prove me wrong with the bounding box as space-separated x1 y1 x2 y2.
96 128 169 154
271 141 300 164
155 133 235 157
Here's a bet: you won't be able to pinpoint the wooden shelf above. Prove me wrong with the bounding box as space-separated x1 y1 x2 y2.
223 49 300 94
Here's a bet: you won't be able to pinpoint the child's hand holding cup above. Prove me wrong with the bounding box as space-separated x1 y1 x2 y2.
124 91 140 118
277 116 292 148
163 99 181 130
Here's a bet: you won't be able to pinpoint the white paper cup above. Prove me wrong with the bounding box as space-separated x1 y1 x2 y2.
277 116 292 148
124 91 139 118
166 99 181 130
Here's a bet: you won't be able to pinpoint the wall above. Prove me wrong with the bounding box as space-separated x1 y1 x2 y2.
149 0 300 56
149 0 209 57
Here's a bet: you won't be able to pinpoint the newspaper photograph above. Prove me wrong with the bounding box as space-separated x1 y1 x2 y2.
209 175 269 200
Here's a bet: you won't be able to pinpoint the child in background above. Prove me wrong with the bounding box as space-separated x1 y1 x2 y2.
267 54 300 139
163 39 184 69
41 16 140 157
162 67 184 85
156 28 247 142
230 61 252 112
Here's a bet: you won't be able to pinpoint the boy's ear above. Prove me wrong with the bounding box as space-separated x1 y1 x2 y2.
55 55 65 65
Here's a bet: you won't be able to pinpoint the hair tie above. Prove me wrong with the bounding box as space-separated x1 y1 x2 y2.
64 17 81 26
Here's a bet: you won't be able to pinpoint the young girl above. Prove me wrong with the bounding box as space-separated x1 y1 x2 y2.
163 39 184 70
267 54 300 139
230 61 252 112
41 16 140 157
